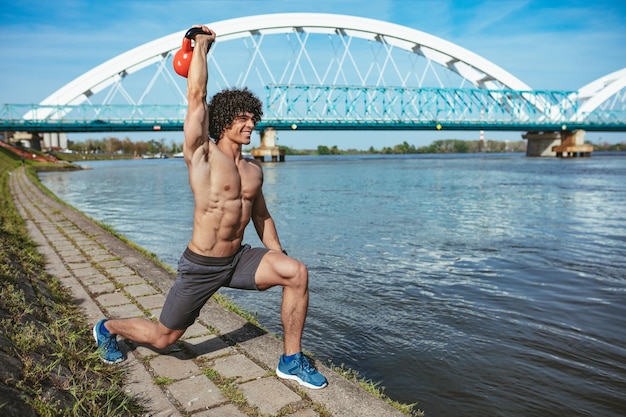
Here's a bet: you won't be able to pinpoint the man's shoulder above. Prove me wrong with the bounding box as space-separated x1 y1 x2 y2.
243 156 262 169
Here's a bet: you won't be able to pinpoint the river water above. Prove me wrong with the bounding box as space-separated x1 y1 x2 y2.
39 153 626 416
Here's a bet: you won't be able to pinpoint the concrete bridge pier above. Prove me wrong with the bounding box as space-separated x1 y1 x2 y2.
251 127 285 162
43 132 68 151
552 129 593 157
523 129 593 157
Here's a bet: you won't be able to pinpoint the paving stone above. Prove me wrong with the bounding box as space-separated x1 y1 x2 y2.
87 282 116 295
182 334 233 360
53 241 75 251
73 237 94 246
194 404 247 417
149 307 163 320
72 266 102 279
45 263 71 279
57 243 80 251
288 409 320 417
90 252 116 262
121 255 141 264
115 274 144 286
149 354 201 380
106 303 145 319
66 262 92 270
81 243 103 252
62 254 87 263
212 354 267 382
180 321 211 339
96 292 132 307
239 377 302 416
136 293 166 309
53 242 75 251
107 266 136 277
80 274 110 286
167 376 225 413
98 259 125 268
125 283 158 297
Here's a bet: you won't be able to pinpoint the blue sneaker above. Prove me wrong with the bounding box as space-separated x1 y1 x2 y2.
276 352 328 389
93 319 124 364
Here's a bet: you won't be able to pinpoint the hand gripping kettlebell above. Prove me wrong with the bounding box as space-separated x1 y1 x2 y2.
173 27 210 78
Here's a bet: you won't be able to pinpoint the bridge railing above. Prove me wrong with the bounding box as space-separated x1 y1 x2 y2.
265 85 573 124
0 104 189 132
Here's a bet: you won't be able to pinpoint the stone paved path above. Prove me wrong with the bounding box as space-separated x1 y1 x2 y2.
9 168 406 417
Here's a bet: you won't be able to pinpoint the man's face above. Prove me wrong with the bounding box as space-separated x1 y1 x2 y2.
222 112 256 145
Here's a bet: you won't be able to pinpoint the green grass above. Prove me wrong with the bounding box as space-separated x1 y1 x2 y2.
0 147 145 416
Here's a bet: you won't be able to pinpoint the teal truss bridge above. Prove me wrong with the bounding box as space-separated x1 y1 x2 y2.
1 13 625 157
1 85 623 132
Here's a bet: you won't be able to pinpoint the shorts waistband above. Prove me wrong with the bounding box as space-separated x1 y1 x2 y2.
183 247 238 267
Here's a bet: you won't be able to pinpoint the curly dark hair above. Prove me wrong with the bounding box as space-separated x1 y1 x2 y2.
207 87 263 143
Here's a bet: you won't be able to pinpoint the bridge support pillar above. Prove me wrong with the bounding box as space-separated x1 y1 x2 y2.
522 130 592 157
43 132 68 151
551 129 593 157
251 127 285 162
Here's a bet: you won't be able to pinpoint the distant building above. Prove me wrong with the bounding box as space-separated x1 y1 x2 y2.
10 131 43 151
2 131 68 151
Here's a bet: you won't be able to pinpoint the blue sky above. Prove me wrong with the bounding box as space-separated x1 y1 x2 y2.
1 0 625 148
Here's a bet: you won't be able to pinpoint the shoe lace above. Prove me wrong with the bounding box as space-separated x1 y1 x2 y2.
299 356 316 373
103 336 120 353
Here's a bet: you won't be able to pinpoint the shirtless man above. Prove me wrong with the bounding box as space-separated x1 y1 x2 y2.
93 25 327 390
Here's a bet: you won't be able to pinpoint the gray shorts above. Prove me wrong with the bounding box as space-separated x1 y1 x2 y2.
159 244 269 330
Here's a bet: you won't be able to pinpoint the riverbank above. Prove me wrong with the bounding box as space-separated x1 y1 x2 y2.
1 150 419 415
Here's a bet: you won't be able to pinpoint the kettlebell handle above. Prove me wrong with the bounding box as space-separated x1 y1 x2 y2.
184 27 208 40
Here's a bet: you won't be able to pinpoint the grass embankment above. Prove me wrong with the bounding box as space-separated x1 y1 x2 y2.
0 147 144 416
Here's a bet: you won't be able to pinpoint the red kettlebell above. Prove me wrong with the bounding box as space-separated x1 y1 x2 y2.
173 27 208 78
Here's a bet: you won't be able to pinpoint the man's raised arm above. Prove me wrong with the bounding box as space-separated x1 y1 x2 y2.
183 26 216 162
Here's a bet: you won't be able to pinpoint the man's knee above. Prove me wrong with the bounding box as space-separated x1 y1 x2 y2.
152 325 184 349
291 261 308 290
152 336 176 350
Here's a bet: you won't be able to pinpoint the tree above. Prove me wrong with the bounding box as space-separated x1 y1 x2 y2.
121 137 135 154
147 139 162 155
104 137 122 153
134 141 149 156
170 140 182 154
317 145 331 155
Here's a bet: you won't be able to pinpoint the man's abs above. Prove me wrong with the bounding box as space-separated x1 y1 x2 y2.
188 200 249 257
186 143 261 257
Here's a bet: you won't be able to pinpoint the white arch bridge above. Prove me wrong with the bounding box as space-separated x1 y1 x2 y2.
1 13 625 139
